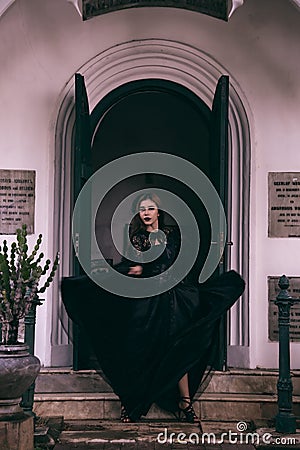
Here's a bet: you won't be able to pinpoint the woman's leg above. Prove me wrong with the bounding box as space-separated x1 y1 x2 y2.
177 373 201 428
178 373 190 409
120 403 133 423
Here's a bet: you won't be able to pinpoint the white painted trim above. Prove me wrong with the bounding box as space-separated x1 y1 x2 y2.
67 0 82 17
0 0 15 18
228 0 244 19
1 0 299 23
290 0 300 11
52 39 252 367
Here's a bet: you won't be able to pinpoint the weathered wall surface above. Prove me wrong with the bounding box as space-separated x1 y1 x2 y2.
0 0 299 368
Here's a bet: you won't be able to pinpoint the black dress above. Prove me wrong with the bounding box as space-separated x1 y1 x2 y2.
61 226 245 421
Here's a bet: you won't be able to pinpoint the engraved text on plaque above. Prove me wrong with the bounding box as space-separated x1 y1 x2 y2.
0 169 35 234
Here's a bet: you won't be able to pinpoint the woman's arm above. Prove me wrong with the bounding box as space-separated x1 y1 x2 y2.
127 265 143 275
141 227 180 276
116 233 145 276
162 227 180 267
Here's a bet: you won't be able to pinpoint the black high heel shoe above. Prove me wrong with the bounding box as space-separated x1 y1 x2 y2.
120 404 134 423
176 397 203 432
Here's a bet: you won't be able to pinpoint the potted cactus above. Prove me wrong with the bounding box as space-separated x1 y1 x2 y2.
0 224 59 418
0 224 59 344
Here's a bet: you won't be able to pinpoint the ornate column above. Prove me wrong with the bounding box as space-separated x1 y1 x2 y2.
275 275 298 433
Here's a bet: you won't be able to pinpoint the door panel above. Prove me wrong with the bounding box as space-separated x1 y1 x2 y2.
73 73 93 370
210 75 229 275
210 75 229 370
74 73 92 202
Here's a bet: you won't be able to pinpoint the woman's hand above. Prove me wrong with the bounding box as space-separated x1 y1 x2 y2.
128 265 143 276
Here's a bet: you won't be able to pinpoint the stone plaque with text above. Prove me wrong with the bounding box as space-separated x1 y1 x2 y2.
83 0 229 21
0 169 35 234
268 276 300 342
268 172 300 237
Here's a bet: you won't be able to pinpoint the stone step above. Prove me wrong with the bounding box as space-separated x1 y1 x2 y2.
33 390 300 424
57 419 251 445
35 368 300 395
33 368 300 426
35 418 300 449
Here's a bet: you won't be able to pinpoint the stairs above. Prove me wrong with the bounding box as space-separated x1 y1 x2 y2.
33 368 300 425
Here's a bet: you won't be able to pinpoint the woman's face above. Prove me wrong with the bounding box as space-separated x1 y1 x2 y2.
138 199 159 230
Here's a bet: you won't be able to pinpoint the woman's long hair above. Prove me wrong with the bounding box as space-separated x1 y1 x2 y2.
129 192 165 240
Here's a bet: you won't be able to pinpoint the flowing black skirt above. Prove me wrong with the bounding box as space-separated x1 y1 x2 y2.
61 270 245 420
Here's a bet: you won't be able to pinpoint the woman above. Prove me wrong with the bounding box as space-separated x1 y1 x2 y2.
61 192 245 429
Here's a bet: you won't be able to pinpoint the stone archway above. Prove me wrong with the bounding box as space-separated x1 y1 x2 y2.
51 39 251 367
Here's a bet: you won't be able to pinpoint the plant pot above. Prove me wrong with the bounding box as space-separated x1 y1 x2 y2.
0 343 40 418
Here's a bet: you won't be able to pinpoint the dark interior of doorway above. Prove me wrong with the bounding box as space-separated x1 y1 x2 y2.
74 79 224 370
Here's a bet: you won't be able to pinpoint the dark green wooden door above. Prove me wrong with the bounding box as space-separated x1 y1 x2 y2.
73 73 93 370
210 75 229 370
74 73 92 204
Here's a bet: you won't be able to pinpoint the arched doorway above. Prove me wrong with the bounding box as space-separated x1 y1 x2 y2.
52 40 250 369
72 77 230 369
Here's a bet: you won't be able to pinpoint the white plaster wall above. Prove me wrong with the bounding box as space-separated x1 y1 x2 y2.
0 0 299 368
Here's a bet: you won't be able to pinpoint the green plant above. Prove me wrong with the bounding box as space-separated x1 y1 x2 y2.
0 224 59 344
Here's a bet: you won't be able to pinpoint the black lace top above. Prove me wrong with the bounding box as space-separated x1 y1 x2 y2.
118 226 180 278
